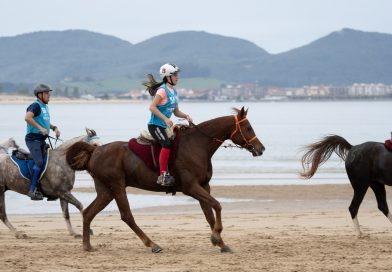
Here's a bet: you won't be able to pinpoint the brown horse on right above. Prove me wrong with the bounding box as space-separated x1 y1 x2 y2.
66 107 265 253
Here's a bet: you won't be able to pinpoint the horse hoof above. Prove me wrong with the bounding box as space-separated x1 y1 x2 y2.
83 245 94 252
15 231 28 239
357 233 369 239
151 245 162 253
221 245 233 253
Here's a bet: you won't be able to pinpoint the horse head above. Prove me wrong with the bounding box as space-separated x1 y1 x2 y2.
230 107 265 156
85 128 102 146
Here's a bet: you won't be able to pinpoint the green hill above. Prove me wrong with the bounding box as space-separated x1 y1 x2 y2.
1 28 391 89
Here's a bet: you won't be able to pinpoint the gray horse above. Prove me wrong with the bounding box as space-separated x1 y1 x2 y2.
0 128 101 238
0 138 19 154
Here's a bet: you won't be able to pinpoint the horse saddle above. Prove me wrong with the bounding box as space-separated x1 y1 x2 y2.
12 148 33 160
385 139 392 151
128 127 179 172
137 127 175 145
10 148 50 181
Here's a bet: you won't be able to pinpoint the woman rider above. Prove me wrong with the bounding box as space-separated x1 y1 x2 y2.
143 63 192 186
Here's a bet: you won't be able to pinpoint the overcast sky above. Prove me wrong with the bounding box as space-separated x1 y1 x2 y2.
1 0 391 53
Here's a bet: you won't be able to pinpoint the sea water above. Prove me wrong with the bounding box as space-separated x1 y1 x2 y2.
0 100 390 214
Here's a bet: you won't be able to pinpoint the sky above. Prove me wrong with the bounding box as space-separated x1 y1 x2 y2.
1 0 392 54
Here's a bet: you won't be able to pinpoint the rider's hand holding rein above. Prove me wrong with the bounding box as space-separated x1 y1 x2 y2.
174 108 193 124
51 125 61 139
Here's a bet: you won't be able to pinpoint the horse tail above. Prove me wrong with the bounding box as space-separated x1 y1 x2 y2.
300 135 352 179
66 142 97 171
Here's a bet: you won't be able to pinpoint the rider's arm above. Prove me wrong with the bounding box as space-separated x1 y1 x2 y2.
25 111 48 135
174 108 193 123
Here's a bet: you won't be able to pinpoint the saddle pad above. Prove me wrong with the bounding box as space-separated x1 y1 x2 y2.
10 150 50 180
128 138 159 170
128 136 180 172
385 140 392 151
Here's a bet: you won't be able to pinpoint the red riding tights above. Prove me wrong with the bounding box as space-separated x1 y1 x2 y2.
159 147 171 175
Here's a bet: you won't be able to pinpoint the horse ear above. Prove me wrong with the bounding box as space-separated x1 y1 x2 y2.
86 127 96 137
239 106 246 119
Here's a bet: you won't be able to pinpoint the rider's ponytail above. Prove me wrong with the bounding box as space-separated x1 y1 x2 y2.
142 74 164 97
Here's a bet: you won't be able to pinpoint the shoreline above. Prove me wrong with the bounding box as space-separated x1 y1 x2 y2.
7 184 389 216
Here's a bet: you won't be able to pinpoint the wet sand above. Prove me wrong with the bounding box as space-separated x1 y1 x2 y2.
1 184 392 272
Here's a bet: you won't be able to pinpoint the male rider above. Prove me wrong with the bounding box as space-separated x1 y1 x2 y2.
24 84 60 200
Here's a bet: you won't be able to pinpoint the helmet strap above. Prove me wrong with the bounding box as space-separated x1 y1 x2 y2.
37 93 47 104
167 76 176 86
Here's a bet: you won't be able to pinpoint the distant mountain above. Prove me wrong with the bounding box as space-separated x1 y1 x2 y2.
0 30 133 82
258 28 392 86
0 28 391 87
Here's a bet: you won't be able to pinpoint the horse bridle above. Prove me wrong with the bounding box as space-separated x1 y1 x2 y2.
191 115 258 150
229 115 258 150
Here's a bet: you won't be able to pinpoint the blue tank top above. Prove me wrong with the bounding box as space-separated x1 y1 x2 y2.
148 84 178 128
26 100 50 135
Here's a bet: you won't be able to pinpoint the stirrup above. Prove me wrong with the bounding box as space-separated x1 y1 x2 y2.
157 172 175 187
28 188 43 201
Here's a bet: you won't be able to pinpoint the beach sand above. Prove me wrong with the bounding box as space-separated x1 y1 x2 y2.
1 184 392 272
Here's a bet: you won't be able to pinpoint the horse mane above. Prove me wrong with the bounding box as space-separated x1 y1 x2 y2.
176 106 249 138
0 138 15 147
55 136 86 151
175 124 192 133
0 139 8 146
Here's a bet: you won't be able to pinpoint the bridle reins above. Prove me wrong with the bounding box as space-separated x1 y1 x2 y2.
190 115 258 150
47 135 64 149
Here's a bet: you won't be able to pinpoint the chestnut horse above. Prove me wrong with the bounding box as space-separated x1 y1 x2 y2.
300 135 392 236
66 107 265 252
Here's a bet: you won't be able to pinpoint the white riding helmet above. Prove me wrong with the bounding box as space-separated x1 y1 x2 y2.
159 63 180 79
